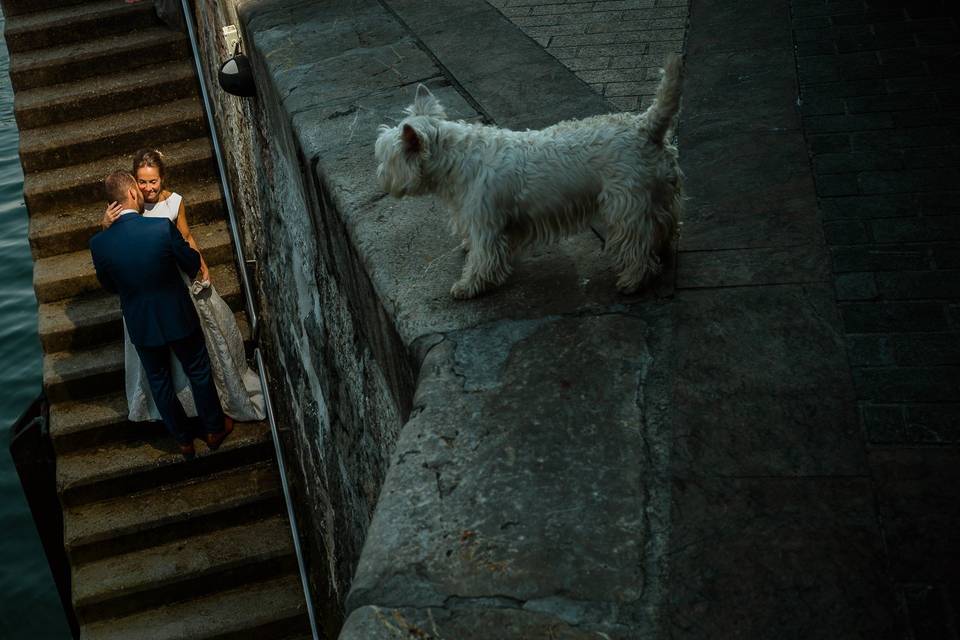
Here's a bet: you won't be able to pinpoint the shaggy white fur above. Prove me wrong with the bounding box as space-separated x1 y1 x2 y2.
375 55 684 299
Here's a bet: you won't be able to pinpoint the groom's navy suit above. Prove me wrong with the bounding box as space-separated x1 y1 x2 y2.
90 211 224 444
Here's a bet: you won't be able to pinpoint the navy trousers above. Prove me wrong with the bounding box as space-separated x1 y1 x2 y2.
134 328 225 445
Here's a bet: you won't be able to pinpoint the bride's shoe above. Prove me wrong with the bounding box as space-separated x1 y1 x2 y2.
205 416 235 451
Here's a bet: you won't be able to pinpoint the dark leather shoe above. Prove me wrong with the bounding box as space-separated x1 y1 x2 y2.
205 416 235 451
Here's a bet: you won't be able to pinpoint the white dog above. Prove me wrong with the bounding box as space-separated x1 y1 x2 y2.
375 55 683 299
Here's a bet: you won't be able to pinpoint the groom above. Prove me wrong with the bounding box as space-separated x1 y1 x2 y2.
89 171 232 458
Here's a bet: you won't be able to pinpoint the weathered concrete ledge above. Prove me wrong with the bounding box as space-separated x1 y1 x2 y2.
343 311 673 639
234 0 672 635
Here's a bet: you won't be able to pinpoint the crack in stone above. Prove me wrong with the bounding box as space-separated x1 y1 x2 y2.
326 104 359 120
370 587 647 633
399 74 445 88
636 366 655 604
364 191 389 206
442 594 526 609
396 448 421 464
630 320 673 637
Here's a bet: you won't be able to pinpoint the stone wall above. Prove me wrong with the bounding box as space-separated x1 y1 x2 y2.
183 0 260 267
236 38 412 611
184 0 411 631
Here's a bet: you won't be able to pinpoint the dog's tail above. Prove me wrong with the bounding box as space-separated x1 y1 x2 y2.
644 54 683 144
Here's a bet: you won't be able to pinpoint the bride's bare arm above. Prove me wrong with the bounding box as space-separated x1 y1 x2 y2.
175 201 210 283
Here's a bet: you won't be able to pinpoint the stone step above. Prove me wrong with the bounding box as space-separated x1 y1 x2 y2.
50 391 170 458
80 574 310 640
57 420 274 508
73 515 297 624
23 136 215 215
34 217 235 304
1 0 100 18
39 261 242 354
41 295 247 405
29 177 224 259
64 462 283 565
41 279 244 406
44 340 124 404
19 95 206 173
8 26 187 92
50 392 132 455
45 311 251 455
15 60 198 131
3 0 160 54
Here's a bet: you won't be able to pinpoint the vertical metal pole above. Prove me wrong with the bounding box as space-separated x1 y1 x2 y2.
178 0 257 336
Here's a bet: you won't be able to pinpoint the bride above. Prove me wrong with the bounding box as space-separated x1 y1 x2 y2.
103 148 265 425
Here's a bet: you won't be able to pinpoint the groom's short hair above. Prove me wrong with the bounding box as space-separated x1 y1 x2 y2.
103 171 137 204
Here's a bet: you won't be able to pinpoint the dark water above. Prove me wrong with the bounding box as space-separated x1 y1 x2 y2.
0 12 72 640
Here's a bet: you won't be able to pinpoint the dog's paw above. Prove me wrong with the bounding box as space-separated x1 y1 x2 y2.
450 279 478 299
617 266 658 295
616 277 644 295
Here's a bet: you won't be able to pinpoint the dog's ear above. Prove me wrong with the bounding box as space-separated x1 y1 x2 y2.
401 124 422 154
407 83 446 119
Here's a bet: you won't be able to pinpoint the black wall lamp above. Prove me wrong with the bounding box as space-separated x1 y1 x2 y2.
218 42 257 97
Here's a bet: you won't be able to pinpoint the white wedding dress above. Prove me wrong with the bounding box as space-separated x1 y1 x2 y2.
123 192 266 422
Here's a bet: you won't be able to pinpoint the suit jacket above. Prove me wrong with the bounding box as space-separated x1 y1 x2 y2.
90 212 201 348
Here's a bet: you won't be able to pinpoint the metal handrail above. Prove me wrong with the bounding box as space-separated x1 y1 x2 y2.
178 0 257 336
256 348 320 637
178 2 320 638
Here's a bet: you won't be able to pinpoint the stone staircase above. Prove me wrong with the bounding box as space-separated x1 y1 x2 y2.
2 1 312 637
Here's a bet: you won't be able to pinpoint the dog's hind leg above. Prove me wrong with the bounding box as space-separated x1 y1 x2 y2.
602 188 661 293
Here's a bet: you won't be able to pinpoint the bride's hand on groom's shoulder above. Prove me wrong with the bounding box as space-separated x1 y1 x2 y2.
101 202 123 229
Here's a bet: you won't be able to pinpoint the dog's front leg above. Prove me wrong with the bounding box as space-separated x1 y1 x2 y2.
448 212 471 253
450 230 512 299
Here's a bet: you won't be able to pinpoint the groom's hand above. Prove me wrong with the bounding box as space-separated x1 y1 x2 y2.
102 201 123 229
